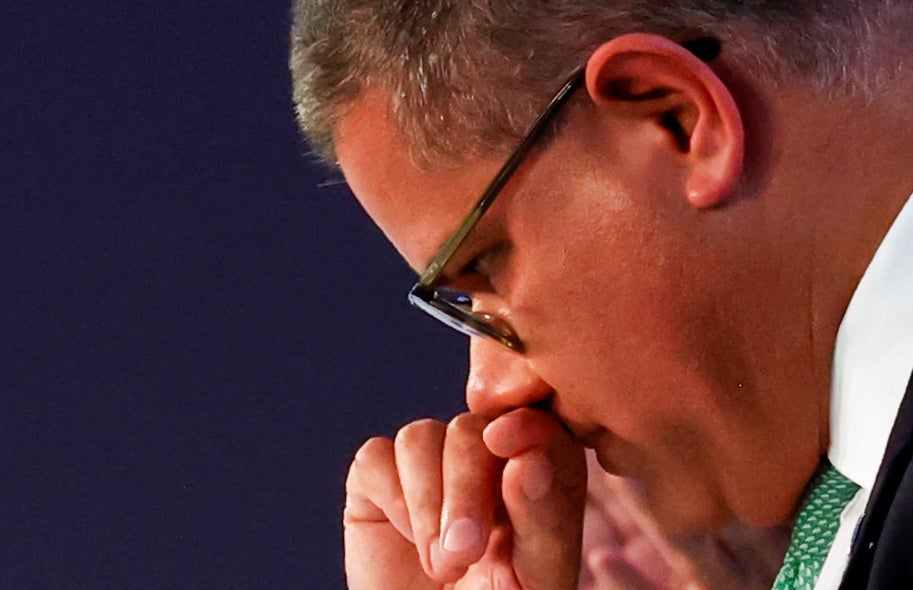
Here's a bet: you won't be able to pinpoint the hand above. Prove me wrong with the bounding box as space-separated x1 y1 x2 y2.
578 452 701 590
579 452 788 590
670 517 788 590
343 408 587 589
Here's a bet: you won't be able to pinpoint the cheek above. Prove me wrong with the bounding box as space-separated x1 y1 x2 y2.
521 255 689 424
510 201 721 434
504 154 734 420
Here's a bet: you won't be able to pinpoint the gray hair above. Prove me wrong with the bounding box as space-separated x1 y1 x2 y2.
290 0 906 164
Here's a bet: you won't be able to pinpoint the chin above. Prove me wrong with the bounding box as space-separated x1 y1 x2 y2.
642 480 735 536
722 464 814 529
729 496 798 529
656 505 734 537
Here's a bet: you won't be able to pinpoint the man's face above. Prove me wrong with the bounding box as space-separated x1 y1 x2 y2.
333 87 816 533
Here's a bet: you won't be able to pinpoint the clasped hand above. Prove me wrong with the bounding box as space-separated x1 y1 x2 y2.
344 408 587 589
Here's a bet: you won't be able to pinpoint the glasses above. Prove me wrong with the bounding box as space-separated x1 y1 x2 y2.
407 67 586 353
406 37 721 353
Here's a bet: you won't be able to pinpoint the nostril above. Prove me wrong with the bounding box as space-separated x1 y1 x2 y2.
529 396 555 414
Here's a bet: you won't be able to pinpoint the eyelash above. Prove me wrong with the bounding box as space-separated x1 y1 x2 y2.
442 256 488 294
460 254 485 277
453 242 507 292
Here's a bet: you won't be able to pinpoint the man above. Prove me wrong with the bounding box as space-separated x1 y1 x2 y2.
290 1 913 588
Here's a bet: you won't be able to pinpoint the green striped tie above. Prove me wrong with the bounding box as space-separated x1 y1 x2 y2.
771 461 860 590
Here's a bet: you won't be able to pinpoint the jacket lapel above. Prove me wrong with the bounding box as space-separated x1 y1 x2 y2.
839 369 913 588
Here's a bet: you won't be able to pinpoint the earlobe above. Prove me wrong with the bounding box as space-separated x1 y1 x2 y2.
585 33 744 209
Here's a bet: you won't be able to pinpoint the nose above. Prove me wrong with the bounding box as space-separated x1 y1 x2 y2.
465 336 553 417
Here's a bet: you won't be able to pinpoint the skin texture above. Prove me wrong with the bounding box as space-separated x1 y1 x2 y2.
334 33 913 589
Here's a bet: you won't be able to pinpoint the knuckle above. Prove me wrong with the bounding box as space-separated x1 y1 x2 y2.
556 469 588 502
447 411 488 436
549 445 587 494
346 436 392 491
394 417 443 450
353 435 393 465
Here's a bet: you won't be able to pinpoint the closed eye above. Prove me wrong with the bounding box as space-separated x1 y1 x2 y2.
446 241 509 294
445 253 493 293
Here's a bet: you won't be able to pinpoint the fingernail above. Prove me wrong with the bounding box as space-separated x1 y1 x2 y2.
429 539 446 573
441 517 482 553
521 454 553 501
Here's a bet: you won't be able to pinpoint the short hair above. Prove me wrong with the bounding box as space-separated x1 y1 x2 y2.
290 0 905 165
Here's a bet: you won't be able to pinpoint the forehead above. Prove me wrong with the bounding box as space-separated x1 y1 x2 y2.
333 89 503 272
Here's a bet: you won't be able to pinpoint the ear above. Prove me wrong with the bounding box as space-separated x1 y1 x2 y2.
585 33 744 208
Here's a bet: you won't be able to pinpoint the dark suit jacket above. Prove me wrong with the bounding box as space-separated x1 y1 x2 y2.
839 370 913 588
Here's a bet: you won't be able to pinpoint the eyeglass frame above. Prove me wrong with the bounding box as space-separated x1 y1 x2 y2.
407 67 585 353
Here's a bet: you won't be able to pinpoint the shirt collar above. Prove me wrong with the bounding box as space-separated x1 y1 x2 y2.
829 192 913 490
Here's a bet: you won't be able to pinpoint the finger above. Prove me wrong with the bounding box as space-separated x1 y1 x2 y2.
581 492 625 555
394 419 447 576
584 454 645 543
458 524 525 589
620 533 684 589
344 437 436 590
432 412 503 580
586 545 669 590
344 437 414 542
588 468 699 589
485 408 588 590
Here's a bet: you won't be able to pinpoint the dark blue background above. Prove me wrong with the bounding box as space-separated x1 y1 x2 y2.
1 3 467 587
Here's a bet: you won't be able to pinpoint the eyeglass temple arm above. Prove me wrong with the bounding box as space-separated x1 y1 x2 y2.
416 67 586 286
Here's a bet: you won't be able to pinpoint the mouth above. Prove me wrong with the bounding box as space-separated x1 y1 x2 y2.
592 444 623 475
575 427 604 450
571 425 625 476
547 403 630 477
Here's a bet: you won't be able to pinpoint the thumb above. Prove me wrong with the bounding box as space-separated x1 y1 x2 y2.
484 408 587 589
